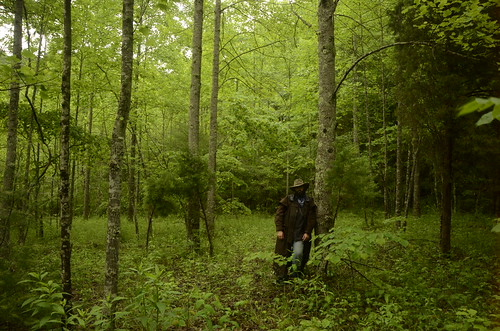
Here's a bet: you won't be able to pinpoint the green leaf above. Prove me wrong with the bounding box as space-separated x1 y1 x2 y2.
375 236 386 245
155 302 167 314
476 111 493 126
326 253 341 264
493 104 500 120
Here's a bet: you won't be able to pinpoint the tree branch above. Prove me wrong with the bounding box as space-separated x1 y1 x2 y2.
219 40 284 73
290 1 312 29
334 41 480 97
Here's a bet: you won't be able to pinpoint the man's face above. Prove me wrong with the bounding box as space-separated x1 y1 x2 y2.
294 186 305 194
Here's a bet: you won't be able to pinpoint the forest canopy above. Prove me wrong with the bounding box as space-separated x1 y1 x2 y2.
1 0 498 221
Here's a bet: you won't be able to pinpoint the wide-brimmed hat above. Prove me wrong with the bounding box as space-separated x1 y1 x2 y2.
290 179 309 190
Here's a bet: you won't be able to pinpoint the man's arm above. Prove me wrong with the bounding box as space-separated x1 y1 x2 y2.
275 198 288 239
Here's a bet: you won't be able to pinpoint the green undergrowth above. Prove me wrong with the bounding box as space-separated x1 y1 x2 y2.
1 212 498 330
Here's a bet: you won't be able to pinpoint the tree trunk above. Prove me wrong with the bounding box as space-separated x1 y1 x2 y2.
314 0 337 235
207 0 221 238
105 0 134 307
379 3 389 219
128 9 144 233
404 148 414 218
351 35 359 149
128 123 138 235
60 0 73 307
395 115 403 218
362 65 373 172
26 27 45 237
20 21 46 244
412 129 421 217
69 54 84 222
403 147 412 217
0 0 23 258
36 143 43 237
187 0 204 251
440 125 453 255
83 94 94 220
382 80 389 218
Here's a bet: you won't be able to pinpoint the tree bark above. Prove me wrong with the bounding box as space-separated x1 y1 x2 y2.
105 0 134 305
314 0 337 235
187 0 204 251
1 0 23 258
60 0 73 307
207 0 221 238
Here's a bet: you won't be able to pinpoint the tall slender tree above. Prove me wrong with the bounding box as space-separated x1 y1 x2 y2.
315 0 338 234
105 0 134 305
207 0 221 240
0 0 23 258
60 0 73 307
82 94 94 220
186 0 204 252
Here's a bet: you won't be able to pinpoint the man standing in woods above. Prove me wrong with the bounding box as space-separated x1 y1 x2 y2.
274 179 317 282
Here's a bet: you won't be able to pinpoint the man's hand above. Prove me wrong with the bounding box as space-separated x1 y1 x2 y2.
277 231 284 239
302 233 310 241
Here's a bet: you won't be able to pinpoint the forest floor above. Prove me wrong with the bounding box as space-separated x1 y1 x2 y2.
1 211 499 330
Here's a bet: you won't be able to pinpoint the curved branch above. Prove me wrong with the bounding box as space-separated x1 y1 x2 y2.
334 41 478 97
219 40 283 73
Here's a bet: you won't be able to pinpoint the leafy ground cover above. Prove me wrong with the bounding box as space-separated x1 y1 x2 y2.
1 212 499 330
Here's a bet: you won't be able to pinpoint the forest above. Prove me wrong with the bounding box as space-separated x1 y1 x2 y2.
0 0 499 329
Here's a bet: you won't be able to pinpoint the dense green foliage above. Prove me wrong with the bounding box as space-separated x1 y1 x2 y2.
1 0 497 223
1 213 498 330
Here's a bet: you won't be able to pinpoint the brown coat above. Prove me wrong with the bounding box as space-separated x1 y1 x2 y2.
274 194 317 257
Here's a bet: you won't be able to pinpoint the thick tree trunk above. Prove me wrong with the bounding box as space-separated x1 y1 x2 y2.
187 0 204 251
60 0 73 307
207 0 221 238
0 0 23 258
314 0 337 235
105 0 134 305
